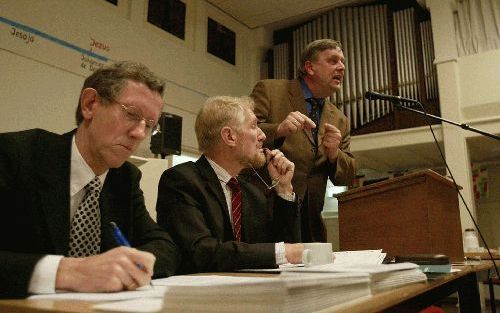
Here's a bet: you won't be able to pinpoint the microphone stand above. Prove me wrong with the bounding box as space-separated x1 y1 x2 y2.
393 102 500 141
392 100 500 278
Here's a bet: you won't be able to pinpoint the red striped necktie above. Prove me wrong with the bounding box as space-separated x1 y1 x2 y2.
227 177 242 242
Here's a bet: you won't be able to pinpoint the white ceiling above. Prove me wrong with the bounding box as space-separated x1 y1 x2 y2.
206 0 372 29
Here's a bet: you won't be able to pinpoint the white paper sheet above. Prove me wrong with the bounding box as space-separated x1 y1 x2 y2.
333 249 386 265
152 275 279 286
28 285 166 301
93 297 163 312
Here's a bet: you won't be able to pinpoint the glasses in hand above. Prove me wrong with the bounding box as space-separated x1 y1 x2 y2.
249 164 281 190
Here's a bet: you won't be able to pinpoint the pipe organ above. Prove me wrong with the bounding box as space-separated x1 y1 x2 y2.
273 4 438 131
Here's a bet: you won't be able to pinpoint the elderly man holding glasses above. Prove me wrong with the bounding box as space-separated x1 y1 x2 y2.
156 96 304 274
0 61 179 298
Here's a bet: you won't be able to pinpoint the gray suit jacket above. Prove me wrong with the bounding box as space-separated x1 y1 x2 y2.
0 129 180 298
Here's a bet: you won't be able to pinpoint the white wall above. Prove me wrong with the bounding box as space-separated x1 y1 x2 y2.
0 0 269 156
476 163 500 249
136 158 170 221
459 49 500 121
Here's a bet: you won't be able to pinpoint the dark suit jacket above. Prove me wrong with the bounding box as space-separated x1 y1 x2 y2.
0 129 180 298
156 155 301 274
251 79 356 242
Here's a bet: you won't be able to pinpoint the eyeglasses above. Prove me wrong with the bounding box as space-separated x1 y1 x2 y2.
118 103 161 135
249 164 281 190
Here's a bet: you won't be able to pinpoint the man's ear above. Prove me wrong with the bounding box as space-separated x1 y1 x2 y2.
304 60 315 76
79 88 99 121
221 126 237 147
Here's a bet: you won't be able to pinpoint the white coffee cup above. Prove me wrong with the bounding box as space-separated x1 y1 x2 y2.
302 242 333 267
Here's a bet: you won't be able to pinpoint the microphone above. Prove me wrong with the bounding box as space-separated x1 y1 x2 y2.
364 91 420 104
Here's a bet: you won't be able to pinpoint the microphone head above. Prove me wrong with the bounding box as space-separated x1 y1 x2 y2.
364 91 377 100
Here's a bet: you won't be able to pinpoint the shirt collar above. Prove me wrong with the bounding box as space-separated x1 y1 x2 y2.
70 135 108 197
300 79 313 100
205 156 233 185
300 79 325 106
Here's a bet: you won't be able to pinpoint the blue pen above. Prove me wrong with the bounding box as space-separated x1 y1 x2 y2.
110 221 131 246
110 221 147 271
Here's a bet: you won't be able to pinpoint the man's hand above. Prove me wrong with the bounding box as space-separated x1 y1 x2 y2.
265 149 294 195
284 243 304 264
322 123 342 162
55 246 155 292
276 111 316 138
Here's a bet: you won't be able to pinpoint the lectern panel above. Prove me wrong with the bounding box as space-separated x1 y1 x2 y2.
338 170 464 263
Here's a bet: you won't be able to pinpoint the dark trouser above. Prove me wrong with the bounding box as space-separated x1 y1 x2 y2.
301 192 327 243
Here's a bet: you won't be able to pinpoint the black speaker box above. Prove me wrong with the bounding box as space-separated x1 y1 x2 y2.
150 112 182 156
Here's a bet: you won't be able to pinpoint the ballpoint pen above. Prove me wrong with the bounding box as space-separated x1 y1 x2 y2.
109 221 146 271
109 221 153 290
110 221 132 246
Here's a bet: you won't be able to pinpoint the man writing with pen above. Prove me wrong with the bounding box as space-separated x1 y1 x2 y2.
156 96 304 274
0 61 179 298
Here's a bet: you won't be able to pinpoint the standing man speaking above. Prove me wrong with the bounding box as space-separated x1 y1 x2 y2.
251 39 356 242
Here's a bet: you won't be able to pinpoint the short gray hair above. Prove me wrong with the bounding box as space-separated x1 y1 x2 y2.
75 61 165 125
297 39 343 79
195 96 254 153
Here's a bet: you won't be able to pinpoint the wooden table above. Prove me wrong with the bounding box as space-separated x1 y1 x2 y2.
465 249 500 261
0 262 492 313
326 262 490 313
465 250 500 313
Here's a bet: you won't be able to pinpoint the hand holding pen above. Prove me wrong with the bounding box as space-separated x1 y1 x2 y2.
55 238 156 292
109 222 155 289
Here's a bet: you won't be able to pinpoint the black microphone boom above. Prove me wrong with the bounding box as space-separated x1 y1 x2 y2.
365 91 500 141
364 91 419 104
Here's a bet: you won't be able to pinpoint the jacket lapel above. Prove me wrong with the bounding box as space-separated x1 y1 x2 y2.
288 80 308 115
317 100 337 148
98 170 121 251
195 156 231 223
289 80 316 148
37 131 73 255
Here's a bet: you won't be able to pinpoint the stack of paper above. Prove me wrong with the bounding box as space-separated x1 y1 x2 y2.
284 262 427 294
158 274 371 313
93 298 163 312
29 286 167 313
333 249 386 265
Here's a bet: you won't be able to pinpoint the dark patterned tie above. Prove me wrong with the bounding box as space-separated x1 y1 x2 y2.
307 98 321 145
227 177 242 242
68 176 102 257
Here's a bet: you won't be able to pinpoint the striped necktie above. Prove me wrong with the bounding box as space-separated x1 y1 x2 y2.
227 177 242 242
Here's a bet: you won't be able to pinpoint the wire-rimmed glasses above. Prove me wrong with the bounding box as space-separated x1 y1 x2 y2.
118 103 161 135
249 164 281 190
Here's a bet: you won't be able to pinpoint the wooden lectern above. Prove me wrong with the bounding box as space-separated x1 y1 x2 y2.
338 169 465 263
